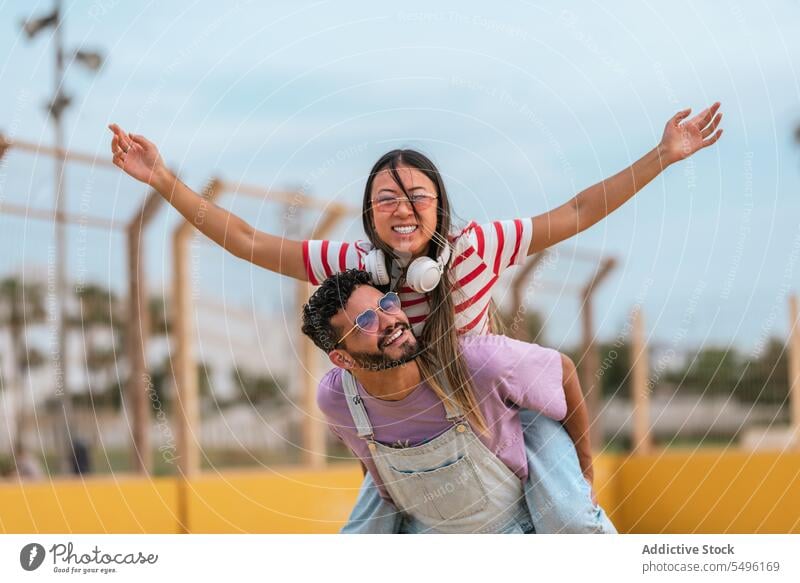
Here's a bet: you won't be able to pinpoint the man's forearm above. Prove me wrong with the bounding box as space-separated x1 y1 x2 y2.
573 144 673 233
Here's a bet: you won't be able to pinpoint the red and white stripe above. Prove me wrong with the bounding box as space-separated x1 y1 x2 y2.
303 218 533 335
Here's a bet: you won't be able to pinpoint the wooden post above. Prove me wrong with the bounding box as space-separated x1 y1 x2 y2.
578 257 616 451
631 305 652 454
789 294 800 448
506 252 547 341
172 178 222 480
125 189 164 474
0 133 9 161
297 280 326 468
298 206 345 468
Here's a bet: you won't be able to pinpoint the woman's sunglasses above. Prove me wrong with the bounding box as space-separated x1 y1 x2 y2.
335 292 402 347
371 191 437 213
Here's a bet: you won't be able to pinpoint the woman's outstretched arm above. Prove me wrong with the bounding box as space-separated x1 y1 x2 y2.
108 124 308 281
528 102 723 255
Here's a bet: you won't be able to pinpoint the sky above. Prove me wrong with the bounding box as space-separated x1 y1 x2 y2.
1 0 799 372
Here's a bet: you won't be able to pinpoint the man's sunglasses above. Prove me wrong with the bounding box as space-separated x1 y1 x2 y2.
335 292 402 347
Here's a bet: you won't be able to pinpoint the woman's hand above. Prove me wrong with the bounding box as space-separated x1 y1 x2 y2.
658 102 723 166
108 123 167 187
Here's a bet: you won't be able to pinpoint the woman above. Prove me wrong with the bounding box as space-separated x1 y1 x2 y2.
108 103 722 528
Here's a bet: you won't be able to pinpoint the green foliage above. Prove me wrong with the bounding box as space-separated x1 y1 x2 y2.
664 347 743 393
737 339 789 405
231 365 284 406
72 284 122 329
661 340 788 404
596 340 632 398
0 277 47 328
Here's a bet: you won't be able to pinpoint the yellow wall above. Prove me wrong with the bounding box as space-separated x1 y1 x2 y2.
611 449 800 533
185 466 362 534
1 452 798 533
0 475 178 533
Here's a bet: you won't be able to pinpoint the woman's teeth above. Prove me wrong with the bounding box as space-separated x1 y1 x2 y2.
383 328 404 346
392 225 417 235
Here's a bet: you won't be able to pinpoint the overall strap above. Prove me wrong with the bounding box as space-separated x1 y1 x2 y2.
341 371 374 439
434 370 465 421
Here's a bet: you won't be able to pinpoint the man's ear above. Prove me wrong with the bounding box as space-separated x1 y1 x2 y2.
328 349 355 370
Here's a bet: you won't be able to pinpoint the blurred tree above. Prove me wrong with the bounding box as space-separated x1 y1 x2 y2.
231 365 284 406
794 123 800 156
683 347 744 395
96 358 212 413
737 338 789 405
664 346 744 396
69 291 175 411
661 342 788 405
596 340 633 398
69 284 123 410
148 295 171 336
0 277 47 446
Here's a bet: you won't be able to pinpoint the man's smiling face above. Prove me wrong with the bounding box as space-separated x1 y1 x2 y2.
331 284 419 370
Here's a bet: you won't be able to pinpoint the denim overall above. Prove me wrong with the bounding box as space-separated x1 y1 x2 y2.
342 371 532 534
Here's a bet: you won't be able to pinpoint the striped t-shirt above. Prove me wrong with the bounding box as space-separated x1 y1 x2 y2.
302 218 533 335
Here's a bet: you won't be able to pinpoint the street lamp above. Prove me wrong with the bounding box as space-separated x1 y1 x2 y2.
73 49 104 72
21 0 105 474
21 10 58 39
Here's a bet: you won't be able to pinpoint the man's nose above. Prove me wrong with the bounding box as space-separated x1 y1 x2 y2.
377 310 403 333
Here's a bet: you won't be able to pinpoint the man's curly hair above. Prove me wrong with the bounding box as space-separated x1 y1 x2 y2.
301 269 373 352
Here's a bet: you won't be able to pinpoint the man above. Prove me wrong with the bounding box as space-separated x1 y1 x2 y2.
301 269 616 533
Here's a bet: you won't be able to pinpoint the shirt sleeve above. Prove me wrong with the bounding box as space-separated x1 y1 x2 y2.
464 218 533 275
302 239 372 285
329 425 345 443
317 371 354 443
492 336 567 421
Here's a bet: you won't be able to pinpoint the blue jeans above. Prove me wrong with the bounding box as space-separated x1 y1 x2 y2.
340 410 618 533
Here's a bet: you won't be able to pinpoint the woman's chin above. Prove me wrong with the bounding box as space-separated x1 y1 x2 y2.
383 231 427 257
391 237 416 254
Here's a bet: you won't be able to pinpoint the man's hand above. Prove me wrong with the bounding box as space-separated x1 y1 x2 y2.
108 123 168 187
658 102 723 165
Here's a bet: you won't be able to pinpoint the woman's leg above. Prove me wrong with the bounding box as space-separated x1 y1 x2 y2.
519 409 617 533
340 415 617 534
339 471 405 533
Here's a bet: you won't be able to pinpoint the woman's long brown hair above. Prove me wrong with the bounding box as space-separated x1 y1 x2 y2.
362 150 491 435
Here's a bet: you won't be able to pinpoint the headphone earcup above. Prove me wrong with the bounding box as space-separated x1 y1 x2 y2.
405 257 442 293
364 249 390 285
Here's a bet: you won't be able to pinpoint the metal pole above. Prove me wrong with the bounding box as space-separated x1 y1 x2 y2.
788 294 800 448
51 0 75 474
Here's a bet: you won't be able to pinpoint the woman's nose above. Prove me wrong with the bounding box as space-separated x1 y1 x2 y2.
392 198 414 217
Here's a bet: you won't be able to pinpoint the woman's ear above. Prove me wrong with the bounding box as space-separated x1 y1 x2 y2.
328 349 354 370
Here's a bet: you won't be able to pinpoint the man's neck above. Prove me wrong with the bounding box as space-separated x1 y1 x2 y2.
350 360 422 401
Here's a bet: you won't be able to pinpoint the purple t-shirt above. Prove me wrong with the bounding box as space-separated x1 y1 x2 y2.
317 334 566 501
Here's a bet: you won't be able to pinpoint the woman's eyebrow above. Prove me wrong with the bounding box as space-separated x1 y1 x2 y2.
376 185 428 195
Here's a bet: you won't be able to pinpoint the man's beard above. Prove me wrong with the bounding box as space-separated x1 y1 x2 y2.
349 332 424 372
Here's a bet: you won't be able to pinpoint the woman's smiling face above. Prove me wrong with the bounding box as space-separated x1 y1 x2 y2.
369 163 439 257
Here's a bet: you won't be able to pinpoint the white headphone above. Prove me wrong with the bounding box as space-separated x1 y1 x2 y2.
364 243 452 293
